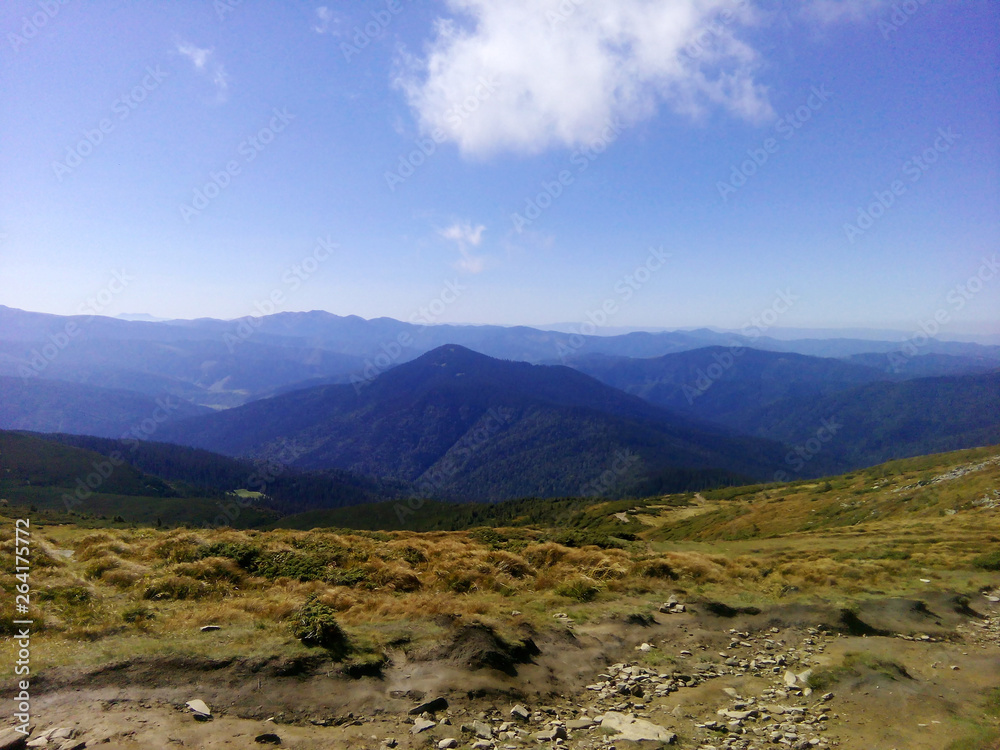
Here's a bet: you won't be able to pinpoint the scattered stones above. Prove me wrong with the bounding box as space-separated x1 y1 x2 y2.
185 699 212 720
411 718 436 734
659 595 687 614
601 712 677 744
470 720 492 739
511 704 530 721
408 697 448 715
533 726 568 742
0 726 32 750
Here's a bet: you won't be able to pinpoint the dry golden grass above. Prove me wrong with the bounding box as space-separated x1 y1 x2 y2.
1 447 998 676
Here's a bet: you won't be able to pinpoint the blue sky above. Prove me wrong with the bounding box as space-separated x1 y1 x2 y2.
1 0 997 335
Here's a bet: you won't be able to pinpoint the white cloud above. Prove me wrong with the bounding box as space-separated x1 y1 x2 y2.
801 0 889 24
441 222 486 246
440 222 488 273
398 0 772 158
313 6 340 35
177 43 212 70
176 42 229 103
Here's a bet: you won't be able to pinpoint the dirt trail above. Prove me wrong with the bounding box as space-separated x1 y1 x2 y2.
5 591 999 749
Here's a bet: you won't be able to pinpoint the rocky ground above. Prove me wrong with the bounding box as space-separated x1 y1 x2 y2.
3 590 999 750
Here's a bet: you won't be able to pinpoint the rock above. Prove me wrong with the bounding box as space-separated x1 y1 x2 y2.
723 687 740 698
511 704 530 721
200 625 221 631
471 743 492 750
186 699 212 720
472 720 493 739
254 734 282 745
784 671 797 687
411 719 436 734
566 718 595 730
0 727 32 750
638 642 653 652
534 726 568 741
600 712 677 744
409 697 449 715
438 740 458 749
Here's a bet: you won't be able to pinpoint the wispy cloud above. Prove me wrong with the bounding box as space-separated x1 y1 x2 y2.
176 42 229 103
313 6 341 35
440 221 488 273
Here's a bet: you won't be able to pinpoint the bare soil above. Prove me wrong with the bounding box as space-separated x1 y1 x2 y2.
5 591 999 749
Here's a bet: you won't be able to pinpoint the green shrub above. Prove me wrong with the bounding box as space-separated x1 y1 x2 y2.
470 528 508 548
400 546 427 566
555 577 601 602
325 567 369 588
37 585 92 605
251 551 327 581
197 542 262 569
290 595 347 652
972 550 1000 571
122 603 154 623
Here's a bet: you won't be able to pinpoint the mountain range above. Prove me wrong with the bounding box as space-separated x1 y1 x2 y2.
1 305 998 503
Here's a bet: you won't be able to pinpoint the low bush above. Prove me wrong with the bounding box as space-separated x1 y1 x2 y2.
290 594 347 652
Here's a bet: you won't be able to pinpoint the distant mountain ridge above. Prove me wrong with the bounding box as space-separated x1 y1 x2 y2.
159 345 787 500
0 376 211 439
2 305 997 411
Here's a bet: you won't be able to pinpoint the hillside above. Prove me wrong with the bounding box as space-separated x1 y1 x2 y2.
160 345 787 499
34 432 408 514
565 347 889 425
0 376 211 438
270 444 1000 541
741 372 1000 472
